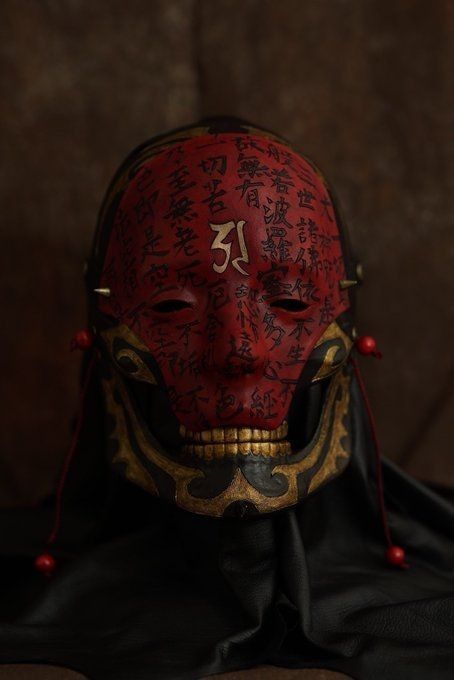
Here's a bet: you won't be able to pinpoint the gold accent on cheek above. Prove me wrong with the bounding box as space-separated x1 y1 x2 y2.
312 321 353 383
314 321 352 349
312 345 341 382
100 325 157 385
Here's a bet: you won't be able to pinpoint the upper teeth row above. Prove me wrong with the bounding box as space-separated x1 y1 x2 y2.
179 421 288 443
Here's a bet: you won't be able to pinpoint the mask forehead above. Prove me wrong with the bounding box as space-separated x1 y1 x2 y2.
101 134 346 317
98 133 349 431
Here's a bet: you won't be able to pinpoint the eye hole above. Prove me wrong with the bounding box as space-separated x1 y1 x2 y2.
270 299 309 312
151 299 192 313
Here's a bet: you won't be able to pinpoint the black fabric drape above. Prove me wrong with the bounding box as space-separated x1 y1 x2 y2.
1 372 453 680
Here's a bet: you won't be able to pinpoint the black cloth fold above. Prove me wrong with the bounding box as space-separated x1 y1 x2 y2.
1 376 453 679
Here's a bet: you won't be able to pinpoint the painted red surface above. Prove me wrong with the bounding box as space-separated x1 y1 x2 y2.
99 134 349 430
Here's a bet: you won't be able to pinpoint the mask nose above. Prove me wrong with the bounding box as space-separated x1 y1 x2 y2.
208 302 268 379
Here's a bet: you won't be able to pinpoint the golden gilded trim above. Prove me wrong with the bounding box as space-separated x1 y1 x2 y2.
272 368 349 498
103 373 159 497
311 321 353 382
307 373 350 494
105 369 204 491
100 325 158 385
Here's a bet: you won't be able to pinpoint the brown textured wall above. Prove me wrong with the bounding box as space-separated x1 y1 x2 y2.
1 0 453 506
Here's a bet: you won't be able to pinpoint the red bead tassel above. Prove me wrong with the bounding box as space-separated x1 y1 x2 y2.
350 350 409 570
70 329 94 352
34 335 96 575
355 335 382 359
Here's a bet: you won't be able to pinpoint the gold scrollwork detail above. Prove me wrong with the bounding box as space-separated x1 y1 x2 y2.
100 325 157 385
311 321 353 383
102 361 350 517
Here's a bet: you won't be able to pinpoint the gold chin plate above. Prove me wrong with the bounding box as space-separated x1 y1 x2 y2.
102 362 351 517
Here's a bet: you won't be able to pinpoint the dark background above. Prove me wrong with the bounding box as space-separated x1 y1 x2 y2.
1 0 453 507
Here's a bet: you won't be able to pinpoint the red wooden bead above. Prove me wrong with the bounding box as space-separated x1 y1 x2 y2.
385 545 406 567
71 329 94 351
34 552 56 574
355 335 377 356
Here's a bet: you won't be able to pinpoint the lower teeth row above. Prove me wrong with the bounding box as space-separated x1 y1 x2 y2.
182 441 291 459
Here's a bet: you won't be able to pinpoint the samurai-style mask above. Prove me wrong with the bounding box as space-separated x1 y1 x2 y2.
88 119 358 517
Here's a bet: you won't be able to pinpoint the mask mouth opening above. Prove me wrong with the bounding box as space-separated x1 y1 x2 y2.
120 369 333 465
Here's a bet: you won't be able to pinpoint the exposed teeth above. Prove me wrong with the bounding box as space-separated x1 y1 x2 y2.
181 440 292 460
179 422 291 459
179 421 288 443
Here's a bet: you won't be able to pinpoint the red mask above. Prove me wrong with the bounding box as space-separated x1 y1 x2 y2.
91 123 355 517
